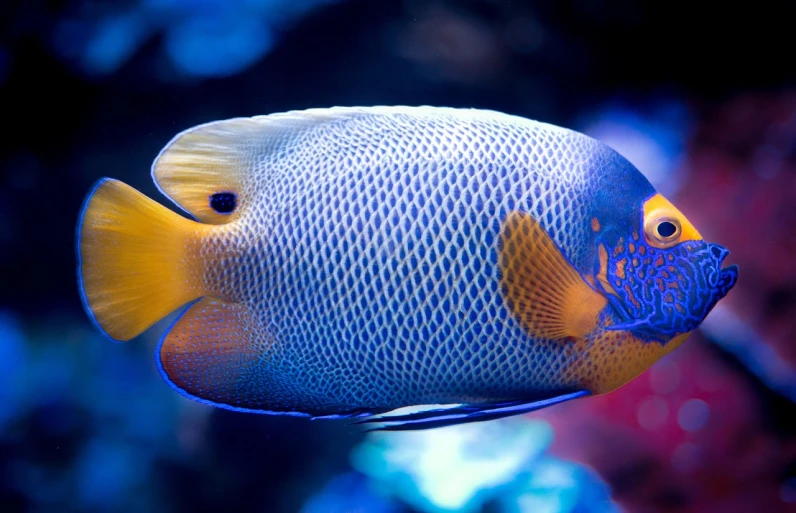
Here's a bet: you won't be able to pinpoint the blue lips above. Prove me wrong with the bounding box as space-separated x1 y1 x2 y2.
709 243 738 296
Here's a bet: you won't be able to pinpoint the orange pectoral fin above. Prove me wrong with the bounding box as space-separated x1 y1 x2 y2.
157 297 272 411
498 211 608 342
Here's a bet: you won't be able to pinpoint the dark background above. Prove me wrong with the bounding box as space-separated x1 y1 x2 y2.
1 1 795 512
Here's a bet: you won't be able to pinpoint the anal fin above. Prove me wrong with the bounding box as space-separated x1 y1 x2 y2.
353 390 590 431
157 297 270 412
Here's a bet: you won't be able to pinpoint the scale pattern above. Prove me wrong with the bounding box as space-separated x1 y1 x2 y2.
191 107 653 414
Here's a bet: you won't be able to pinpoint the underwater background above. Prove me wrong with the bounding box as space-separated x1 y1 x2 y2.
1 1 795 512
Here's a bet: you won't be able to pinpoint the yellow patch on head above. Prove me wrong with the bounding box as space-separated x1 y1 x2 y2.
642 193 702 249
498 211 608 342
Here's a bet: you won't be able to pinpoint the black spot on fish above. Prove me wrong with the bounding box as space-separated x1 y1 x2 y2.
210 192 237 214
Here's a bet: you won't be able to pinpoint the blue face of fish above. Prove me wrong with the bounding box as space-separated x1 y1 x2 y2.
592 193 739 343
602 239 738 341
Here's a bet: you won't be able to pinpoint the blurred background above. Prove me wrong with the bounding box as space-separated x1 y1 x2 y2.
2 1 796 512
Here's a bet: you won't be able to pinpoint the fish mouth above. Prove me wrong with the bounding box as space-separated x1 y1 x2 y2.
710 244 739 295
719 263 739 293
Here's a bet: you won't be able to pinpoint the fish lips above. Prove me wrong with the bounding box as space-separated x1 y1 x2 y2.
708 243 739 297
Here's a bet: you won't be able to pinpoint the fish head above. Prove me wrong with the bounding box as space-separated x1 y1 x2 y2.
593 193 738 343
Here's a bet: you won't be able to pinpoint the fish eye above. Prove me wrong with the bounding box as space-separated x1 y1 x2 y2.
657 221 677 238
210 192 237 214
644 216 681 248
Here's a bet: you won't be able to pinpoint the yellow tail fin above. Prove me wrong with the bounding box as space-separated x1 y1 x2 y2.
77 178 207 342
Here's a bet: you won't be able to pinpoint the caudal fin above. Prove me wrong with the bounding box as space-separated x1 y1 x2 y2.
76 178 207 342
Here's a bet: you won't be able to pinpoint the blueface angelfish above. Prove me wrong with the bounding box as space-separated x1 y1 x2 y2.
76 106 738 430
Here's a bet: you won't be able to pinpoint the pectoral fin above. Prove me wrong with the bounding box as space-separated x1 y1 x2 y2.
498 211 608 342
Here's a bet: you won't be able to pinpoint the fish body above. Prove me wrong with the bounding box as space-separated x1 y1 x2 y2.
76 106 738 429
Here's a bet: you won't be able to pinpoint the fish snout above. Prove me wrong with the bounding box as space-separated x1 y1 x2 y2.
707 243 738 295
718 263 739 296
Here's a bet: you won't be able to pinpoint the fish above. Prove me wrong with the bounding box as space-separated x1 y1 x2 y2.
76 106 738 430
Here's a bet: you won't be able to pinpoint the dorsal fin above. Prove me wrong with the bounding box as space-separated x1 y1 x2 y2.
152 117 264 225
151 106 556 224
151 108 387 224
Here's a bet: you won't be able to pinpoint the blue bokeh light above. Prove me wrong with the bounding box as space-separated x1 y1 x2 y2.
79 13 151 75
301 472 404 513
578 99 693 198
164 14 272 77
0 310 28 432
348 418 618 513
0 321 181 511
52 0 347 79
